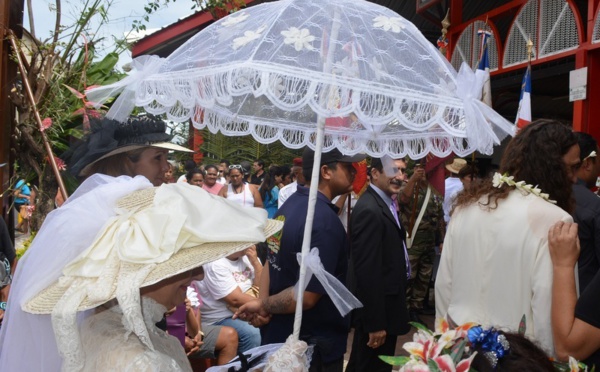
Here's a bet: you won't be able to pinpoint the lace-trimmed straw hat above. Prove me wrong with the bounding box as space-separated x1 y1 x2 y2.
23 183 282 314
67 115 193 177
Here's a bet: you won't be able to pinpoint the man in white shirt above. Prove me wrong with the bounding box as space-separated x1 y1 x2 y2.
197 246 262 353
278 162 306 208
443 158 466 225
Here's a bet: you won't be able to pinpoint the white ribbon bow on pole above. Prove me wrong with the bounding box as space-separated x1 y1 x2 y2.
455 62 515 155
294 248 362 317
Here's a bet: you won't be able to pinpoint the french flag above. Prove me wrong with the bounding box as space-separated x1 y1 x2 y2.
477 30 492 107
515 64 532 129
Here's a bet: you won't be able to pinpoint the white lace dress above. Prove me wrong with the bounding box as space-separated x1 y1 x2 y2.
79 297 192 372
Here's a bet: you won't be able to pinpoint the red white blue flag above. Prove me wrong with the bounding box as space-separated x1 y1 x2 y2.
515 63 532 129
477 30 492 107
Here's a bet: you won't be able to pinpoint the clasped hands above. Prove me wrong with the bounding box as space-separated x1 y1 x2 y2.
233 299 272 327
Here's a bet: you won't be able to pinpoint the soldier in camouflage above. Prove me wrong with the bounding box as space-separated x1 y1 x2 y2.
398 164 445 323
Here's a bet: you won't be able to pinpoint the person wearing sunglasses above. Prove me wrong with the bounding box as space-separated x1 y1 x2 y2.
218 165 263 208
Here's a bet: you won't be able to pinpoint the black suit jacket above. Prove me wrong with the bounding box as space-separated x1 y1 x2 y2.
348 186 410 335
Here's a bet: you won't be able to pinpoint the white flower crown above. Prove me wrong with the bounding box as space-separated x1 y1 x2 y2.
492 172 556 204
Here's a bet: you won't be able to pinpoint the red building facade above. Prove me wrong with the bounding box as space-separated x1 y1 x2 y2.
133 0 600 139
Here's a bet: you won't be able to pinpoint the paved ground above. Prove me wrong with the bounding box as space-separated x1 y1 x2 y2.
13 230 29 250
343 314 435 370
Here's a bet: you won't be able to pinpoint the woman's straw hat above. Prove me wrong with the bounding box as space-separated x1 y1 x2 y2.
24 184 282 314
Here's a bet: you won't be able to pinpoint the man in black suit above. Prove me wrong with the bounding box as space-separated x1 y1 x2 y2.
346 157 411 371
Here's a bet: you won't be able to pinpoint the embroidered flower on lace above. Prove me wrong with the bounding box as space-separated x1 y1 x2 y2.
281 27 315 52
373 16 406 33
233 29 263 50
492 172 556 204
333 57 358 78
222 12 249 27
369 56 386 80
269 76 285 97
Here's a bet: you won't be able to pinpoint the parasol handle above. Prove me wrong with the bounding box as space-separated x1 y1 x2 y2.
292 6 342 341
292 116 326 340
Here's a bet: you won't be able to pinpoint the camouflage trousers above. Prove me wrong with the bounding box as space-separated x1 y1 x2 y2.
406 242 436 310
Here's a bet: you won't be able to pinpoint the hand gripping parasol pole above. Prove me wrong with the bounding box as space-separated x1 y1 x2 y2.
292 6 342 341
6 29 69 202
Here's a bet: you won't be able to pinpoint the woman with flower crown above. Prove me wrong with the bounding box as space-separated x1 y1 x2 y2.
435 119 580 356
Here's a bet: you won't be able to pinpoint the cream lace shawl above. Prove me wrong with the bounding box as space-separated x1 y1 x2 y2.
78 297 191 372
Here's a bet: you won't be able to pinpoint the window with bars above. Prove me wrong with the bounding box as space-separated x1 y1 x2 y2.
504 0 580 67
593 5 600 43
450 20 499 72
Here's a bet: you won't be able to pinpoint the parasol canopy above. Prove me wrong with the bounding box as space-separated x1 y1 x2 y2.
87 1 515 366
88 0 514 159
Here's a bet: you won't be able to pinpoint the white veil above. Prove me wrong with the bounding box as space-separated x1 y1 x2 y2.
0 174 152 371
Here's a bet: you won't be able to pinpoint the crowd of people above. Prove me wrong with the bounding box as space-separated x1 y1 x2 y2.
0 115 599 371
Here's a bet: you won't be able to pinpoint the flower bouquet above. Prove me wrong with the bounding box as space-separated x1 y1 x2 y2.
379 318 478 371
380 318 593 372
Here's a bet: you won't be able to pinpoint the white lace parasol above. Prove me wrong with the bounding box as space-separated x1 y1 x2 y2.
87 0 515 368
88 0 514 159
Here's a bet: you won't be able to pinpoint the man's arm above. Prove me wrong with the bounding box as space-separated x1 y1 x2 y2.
235 288 322 320
398 167 425 205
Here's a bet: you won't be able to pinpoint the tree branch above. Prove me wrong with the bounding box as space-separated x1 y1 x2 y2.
19 125 45 156
51 0 61 49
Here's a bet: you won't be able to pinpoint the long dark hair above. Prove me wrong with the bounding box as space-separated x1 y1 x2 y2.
471 332 555 372
454 119 577 213
260 166 283 201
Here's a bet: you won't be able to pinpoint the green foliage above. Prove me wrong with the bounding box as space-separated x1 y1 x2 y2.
427 359 443 372
449 338 468 365
378 355 410 366
410 321 434 334
9 0 128 229
200 129 302 166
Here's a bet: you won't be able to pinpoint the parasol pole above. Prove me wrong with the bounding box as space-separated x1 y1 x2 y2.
6 29 69 202
292 6 342 341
